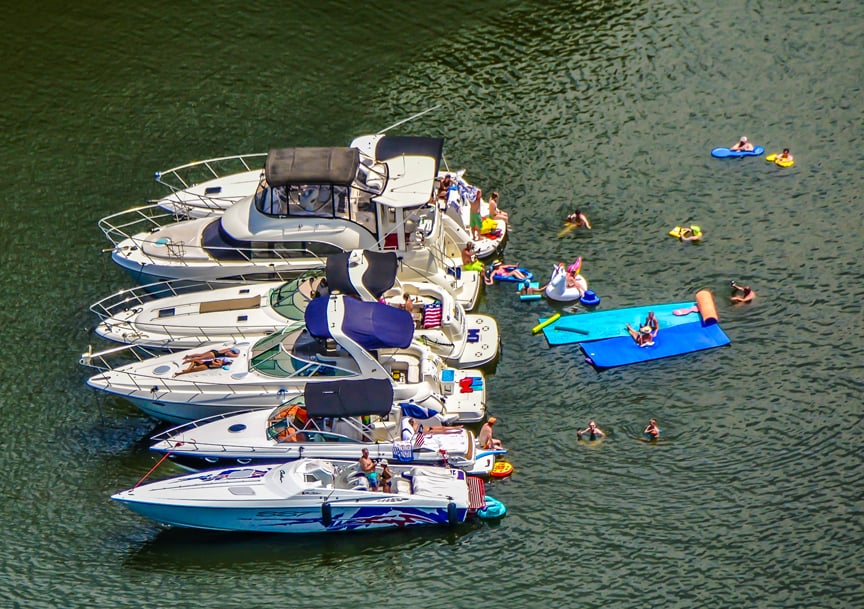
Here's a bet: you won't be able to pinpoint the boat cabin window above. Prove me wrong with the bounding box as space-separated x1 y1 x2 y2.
255 184 351 221
250 329 357 379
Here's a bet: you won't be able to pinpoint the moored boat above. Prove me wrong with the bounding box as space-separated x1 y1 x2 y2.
149 378 504 476
81 294 487 424
100 138 481 311
111 458 494 533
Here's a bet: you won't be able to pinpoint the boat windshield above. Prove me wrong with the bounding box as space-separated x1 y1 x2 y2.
249 327 358 379
269 271 324 321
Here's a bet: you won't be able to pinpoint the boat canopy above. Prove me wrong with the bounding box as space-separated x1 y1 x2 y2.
305 296 414 350
325 250 397 299
303 378 394 418
374 136 444 176
265 147 360 187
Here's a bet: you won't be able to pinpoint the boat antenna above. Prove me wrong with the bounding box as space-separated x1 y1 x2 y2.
377 105 442 135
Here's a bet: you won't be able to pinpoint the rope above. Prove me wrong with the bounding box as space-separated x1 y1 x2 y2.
133 442 183 488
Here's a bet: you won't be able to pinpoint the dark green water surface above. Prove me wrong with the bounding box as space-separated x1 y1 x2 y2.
1 1 861 607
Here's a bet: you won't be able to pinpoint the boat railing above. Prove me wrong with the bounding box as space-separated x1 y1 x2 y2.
154 153 266 193
102 218 329 272
80 344 259 397
89 278 252 321
151 410 258 443
79 343 163 372
98 203 191 246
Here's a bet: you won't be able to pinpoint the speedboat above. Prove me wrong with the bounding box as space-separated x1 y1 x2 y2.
100 137 480 311
111 458 493 533
81 294 487 425
152 153 265 218
149 378 504 476
90 249 500 368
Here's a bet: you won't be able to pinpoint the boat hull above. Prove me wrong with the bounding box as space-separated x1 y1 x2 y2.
112 499 467 533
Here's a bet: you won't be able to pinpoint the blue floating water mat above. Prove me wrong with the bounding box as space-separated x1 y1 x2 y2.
541 301 698 346
581 321 730 369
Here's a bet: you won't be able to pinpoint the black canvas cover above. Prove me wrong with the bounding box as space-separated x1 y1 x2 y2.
325 250 398 299
374 136 444 175
265 147 360 186
304 378 394 418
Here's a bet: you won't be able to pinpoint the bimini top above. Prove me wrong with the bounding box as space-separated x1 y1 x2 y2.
304 378 394 418
325 250 398 300
374 136 444 175
305 296 414 350
265 147 360 187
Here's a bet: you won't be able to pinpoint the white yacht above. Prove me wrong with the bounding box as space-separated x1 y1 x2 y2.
100 137 480 310
81 294 487 425
90 249 500 368
149 378 505 476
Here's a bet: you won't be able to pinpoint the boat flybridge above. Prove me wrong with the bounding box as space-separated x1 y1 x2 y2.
100 137 480 310
90 250 500 368
81 293 487 425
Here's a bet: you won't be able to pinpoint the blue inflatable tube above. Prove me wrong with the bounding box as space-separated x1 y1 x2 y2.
493 267 533 282
711 146 765 158
477 496 507 519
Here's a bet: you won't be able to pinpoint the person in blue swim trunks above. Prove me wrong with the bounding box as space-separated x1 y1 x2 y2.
358 448 379 491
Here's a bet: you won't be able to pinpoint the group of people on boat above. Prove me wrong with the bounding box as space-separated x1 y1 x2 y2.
358 448 393 493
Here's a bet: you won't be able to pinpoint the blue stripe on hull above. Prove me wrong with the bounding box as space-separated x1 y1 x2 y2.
116 502 467 533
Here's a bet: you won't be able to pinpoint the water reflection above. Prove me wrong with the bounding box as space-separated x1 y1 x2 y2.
122 522 480 572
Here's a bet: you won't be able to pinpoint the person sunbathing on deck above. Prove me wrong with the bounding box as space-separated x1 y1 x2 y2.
174 357 232 377
182 347 239 364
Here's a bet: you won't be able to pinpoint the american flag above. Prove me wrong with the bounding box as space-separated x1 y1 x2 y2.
423 303 442 328
413 431 425 449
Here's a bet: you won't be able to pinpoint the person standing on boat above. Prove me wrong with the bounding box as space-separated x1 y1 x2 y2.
378 459 393 493
644 419 660 439
359 448 379 491
469 189 483 241
436 174 454 201
577 420 605 440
